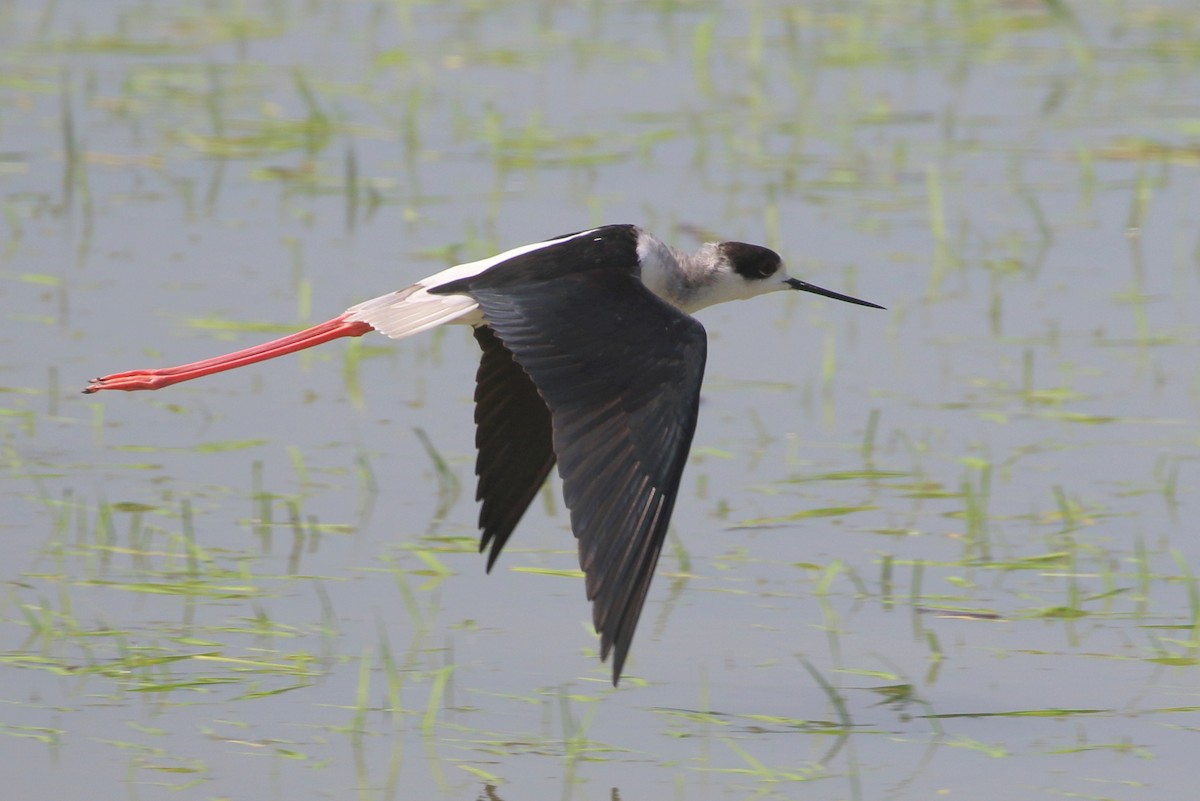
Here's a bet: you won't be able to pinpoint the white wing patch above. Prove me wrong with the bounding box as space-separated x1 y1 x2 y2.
344 227 601 340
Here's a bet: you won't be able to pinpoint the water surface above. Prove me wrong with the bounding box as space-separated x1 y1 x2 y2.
2 2 1199 799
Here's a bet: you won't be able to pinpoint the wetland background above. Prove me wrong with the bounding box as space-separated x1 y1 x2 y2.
2 1 1199 799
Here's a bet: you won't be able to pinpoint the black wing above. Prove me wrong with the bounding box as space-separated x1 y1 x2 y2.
437 257 707 684
471 325 556 570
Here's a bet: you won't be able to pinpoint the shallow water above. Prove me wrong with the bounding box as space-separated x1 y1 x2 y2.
3 2 1199 799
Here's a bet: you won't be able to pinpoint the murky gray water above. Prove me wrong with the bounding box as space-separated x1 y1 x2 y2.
3 2 1199 799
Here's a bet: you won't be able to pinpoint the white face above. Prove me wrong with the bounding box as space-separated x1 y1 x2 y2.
682 267 792 313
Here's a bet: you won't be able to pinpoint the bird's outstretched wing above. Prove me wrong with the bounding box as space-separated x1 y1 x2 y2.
436 264 707 684
471 325 556 570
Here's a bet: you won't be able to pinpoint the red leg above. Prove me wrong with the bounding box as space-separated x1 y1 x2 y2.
84 315 374 393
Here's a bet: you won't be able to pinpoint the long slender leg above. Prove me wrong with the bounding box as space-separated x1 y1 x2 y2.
83 315 373 393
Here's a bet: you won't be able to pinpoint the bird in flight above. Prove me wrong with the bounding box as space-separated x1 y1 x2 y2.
85 224 883 683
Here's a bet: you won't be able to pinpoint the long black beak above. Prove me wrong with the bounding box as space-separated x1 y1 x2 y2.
786 278 885 309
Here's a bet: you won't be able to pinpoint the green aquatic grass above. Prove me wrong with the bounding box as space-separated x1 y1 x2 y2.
413 427 461 524
179 112 333 159
732 504 878 528
4 1 1200 798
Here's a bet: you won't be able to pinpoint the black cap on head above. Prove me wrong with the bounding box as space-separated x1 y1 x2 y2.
722 242 782 281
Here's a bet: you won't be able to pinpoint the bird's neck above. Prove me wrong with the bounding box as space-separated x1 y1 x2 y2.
636 235 719 314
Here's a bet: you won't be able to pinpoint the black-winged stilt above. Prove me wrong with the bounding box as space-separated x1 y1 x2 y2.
85 224 884 683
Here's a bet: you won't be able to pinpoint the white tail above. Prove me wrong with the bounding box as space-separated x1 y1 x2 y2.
345 285 480 340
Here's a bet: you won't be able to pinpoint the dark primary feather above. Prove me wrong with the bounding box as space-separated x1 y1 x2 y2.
471 325 556 570
435 236 707 684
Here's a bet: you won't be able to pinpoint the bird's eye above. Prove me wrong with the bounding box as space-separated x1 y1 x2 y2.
750 257 777 278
